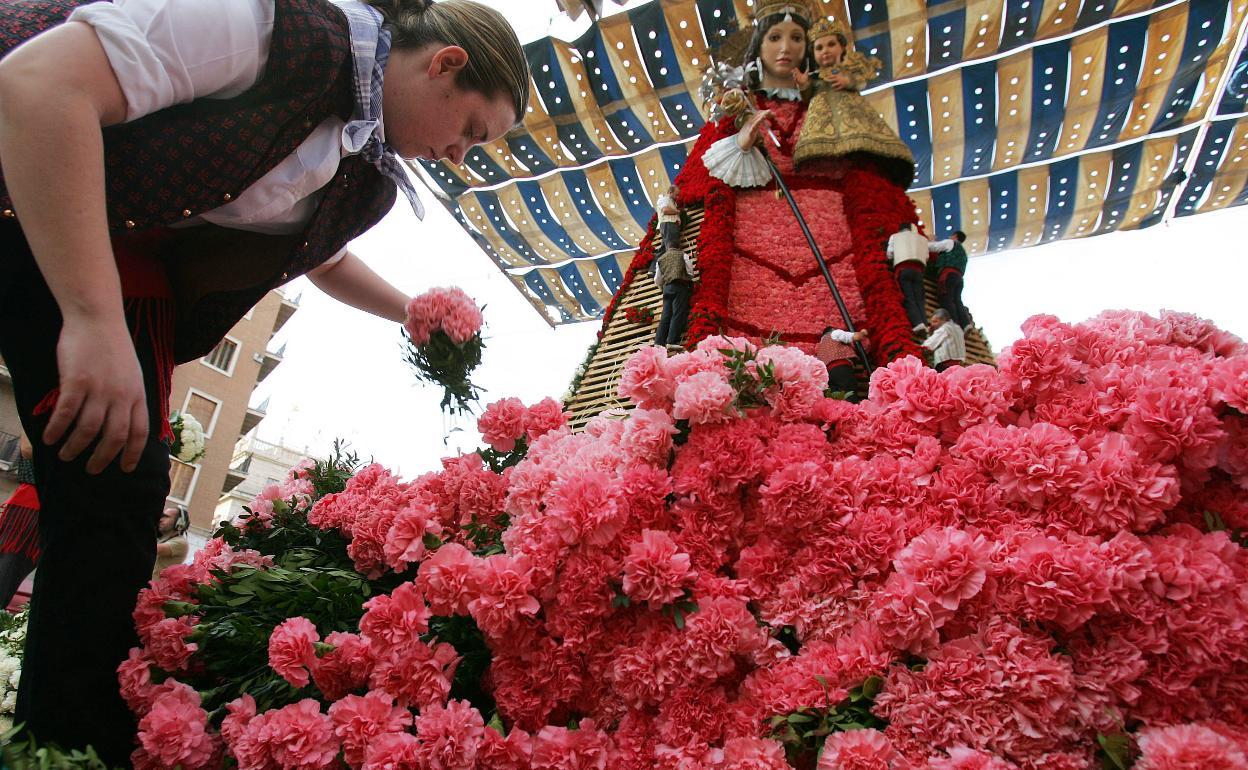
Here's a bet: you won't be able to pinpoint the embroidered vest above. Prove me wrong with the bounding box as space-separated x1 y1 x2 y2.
656 248 692 287
815 334 854 364
0 0 397 361
939 241 968 274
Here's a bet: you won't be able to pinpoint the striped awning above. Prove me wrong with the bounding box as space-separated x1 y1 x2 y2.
418 0 1248 325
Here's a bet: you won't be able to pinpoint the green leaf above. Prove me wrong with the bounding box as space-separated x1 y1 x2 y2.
859 675 883 699
1097 733 1132 770
672 606 686 630
1203 509 1227 533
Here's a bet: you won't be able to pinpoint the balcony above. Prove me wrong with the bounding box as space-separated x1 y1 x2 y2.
254 343 285 383
233 435 308 467
272 291 301 336
240 397 269 437
221 464 247 494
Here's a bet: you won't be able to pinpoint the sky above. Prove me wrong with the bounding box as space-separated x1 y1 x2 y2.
247 1 1248 479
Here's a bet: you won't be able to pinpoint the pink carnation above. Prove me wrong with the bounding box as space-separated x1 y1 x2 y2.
405 287 483 345
414 699 488 770
525 397 568 441
479 397 528 452
135 681 218 770
714 737 790 770
117 648 156 714
268 616 320 689
384 500 444 571
1010 534 1112 631
755 344 829 421
619 408 678 465
893 528 990 611
672 370 736 425
1136 723 1248 769
369 639 460 709
468 554 541 637
328 690 414 767
142 616 197 672
261 699 340 770
312 631 374 701
1210 355 1248 412
618 345 677 409
416 542 478 616
622 529 696 608
360 581 431 653
363 732 423 770
221 694 258 749
529 720 611 770
816 729 904 769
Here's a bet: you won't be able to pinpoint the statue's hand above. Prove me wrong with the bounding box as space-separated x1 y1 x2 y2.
828 73 852 90
793 69 811 89
737 110 774 152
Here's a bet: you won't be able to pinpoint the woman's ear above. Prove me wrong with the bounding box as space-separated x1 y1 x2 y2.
427 45 469 79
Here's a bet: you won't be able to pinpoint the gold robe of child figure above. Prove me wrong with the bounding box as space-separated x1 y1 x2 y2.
793 18 915 187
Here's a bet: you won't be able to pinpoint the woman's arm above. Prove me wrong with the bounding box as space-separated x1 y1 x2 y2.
306 251 410 324
0 23 147 474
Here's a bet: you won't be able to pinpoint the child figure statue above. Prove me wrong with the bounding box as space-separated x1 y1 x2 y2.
793 18 914 186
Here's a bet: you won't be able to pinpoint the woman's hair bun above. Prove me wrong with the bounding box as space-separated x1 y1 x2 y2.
368 0 433 20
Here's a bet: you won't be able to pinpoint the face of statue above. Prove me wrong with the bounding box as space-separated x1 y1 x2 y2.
813 35 844 68
759 19 807 84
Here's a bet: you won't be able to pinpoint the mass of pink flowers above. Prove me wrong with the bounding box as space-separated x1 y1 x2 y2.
404 287 484 346
125 310 1248 769
477 396 568 453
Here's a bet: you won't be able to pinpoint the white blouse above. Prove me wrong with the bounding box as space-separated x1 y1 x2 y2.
70 0 358 250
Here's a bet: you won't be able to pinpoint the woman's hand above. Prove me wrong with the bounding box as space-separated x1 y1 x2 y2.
47 314 149 474
737 109 774 152
827 73 852 90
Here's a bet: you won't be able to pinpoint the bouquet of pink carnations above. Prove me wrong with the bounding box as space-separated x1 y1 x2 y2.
402 287 485 414
123 311 1248 770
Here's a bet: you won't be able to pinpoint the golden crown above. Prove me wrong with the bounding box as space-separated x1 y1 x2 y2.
808 17 850 42
752 0 816 24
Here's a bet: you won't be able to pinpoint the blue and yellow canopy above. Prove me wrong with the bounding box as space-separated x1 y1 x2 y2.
415 0 1248 324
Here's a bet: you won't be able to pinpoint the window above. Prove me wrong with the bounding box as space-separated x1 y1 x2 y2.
183 389 221 438
169 459 198 503
202 337 239 374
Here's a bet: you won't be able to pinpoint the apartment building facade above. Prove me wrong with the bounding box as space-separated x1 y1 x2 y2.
168 289 299 539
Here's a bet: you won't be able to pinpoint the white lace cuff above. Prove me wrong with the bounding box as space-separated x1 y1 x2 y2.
703 135 771 188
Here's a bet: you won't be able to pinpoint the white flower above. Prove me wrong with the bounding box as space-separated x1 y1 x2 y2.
175 414 206 462
1 689 16 715
7 667 18 690
0 656 17 681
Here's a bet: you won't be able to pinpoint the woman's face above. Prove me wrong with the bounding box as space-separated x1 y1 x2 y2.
813 35 845 67
383 45 517 165
759 19 807 81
